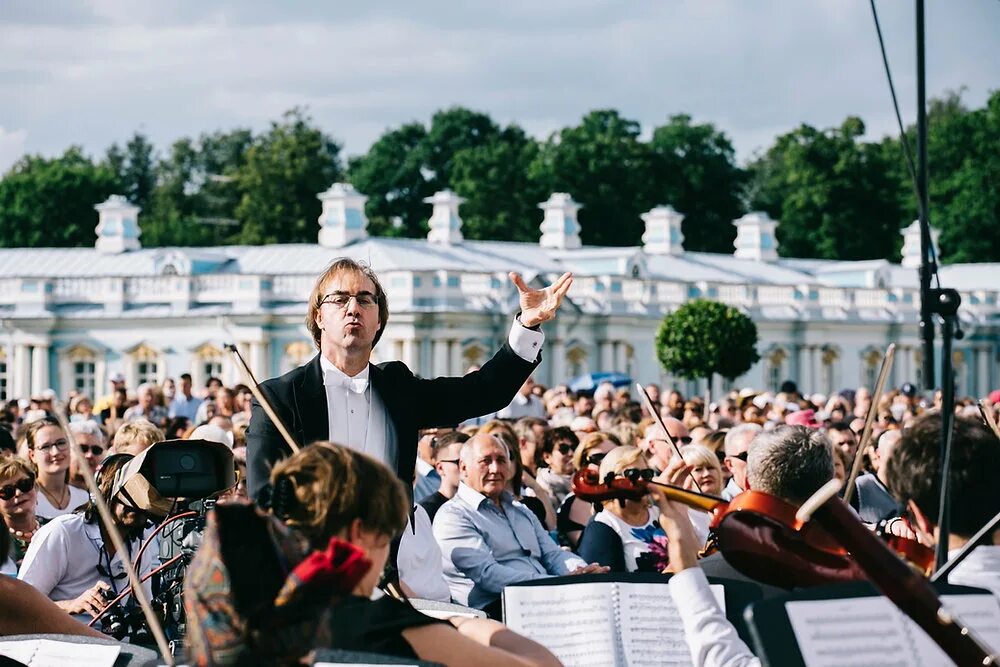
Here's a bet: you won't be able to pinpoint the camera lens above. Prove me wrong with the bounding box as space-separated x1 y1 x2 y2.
179 453 196 471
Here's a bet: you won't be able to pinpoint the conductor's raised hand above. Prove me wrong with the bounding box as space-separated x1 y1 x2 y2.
510 271 574 328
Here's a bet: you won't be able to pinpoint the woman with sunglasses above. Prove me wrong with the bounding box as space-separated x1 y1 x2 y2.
0 457 47 571
556 432 622 549
578 446 666 573
534 426 579 507
23 418 89 520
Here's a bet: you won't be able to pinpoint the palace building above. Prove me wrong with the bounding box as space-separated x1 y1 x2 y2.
0 185 997 401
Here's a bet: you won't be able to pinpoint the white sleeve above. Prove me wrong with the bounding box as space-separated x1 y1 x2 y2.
668 567 761 667
18 522 69 598
508 318 545 363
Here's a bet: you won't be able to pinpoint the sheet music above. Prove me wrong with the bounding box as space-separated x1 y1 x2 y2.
787 594 1000 667
617 582 726 667
0 639 122 667
504 581 618 667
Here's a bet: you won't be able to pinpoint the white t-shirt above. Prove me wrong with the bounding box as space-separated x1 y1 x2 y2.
18 513 159 609
594 506 665 572
34 485 90 520
397 505 451 602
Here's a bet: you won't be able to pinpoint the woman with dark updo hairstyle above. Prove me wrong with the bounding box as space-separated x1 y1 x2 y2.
185 442 560 667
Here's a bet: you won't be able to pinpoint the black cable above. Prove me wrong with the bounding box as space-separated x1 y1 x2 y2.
868 0 941 289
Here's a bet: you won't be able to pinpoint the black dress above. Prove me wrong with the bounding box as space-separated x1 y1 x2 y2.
324 594 446 658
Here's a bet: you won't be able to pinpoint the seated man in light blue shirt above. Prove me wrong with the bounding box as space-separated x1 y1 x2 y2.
434 433 606 614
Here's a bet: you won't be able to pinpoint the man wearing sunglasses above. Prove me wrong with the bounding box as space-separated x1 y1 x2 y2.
18 454 159 622
68 421 107 490
246 257 574 501
721 423 762 500
641 417 691 473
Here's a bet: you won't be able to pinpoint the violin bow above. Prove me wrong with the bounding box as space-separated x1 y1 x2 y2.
51 401 175 663
635 383 703 493
844 343 895 505
978 398 1000 441
225 343 299 455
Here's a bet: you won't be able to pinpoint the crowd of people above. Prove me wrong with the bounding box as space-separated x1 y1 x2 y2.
0 256 998 666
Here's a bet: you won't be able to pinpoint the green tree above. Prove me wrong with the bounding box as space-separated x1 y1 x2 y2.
450 125 545 242
925 91 1000 263
0 147 117 247
648 114 745 253
745 117 905 260
423 107 502 190
235 108 342 244
347 122 431 238
104 132 157 214
530 110 655 246
655 300 760 388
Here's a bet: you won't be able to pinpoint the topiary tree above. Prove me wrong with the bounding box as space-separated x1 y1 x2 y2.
655 299 760 392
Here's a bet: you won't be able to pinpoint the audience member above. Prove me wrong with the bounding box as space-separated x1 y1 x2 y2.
434 433 606 615
67 420 107 490
0 457 46 570
578 446 665 572
113 419 165 455
535 426 578 506
721 423 762 500
24 418 89 520
497 376 546 419
419 431 470 522
168 373 203 421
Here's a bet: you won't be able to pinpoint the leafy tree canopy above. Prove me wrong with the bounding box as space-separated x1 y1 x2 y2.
656 299 760 381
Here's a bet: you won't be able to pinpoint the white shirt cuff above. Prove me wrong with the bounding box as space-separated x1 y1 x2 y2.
508 318 545 363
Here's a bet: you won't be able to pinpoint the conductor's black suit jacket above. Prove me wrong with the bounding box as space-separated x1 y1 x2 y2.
246 341 539 500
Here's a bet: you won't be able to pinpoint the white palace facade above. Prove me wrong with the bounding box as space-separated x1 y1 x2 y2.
0 185 997 402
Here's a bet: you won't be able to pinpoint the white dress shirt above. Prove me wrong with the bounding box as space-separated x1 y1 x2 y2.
321 318 545 468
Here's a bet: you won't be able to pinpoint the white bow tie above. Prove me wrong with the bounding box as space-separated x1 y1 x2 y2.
325 371 369 394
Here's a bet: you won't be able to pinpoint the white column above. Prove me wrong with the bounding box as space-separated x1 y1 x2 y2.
899 346 911 385
30 344 50 395
599 341 614 372
797 345 811 394
614 342 627 375
977 346 990 398
809 347 820 395
449 340 462 377
13 344 31 399
249 341 268 379
401 339 417 371
551 340 566 386
433 339 449 378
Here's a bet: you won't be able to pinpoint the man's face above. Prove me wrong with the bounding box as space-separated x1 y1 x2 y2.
314 270 381 356
435 443 464 488
461 436 510 501
113 501 149 540
575 396 594 416
724 433 753 491
180 377 192 396
828 428 858 459
75 432 105 471
139 389 153 409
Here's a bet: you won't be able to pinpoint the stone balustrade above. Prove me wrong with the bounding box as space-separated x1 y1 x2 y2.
0 271 995 325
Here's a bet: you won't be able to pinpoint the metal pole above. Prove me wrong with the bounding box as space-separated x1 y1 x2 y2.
916 0 935 390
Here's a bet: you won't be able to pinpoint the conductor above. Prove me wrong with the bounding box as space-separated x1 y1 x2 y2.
246 258 573 500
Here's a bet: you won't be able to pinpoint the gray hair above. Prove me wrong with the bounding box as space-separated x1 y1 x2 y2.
724 423 762 455
69 419 107 446
137 383 155 397
746 425 834 504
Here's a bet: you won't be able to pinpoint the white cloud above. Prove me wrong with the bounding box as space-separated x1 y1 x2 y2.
0 127 28 174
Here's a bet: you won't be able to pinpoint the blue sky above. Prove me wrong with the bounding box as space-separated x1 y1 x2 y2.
1 1 997 173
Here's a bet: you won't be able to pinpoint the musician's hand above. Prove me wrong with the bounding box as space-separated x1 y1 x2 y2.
884 517 918 541
569 563 610 576
511 271 573 328
58 581 111 617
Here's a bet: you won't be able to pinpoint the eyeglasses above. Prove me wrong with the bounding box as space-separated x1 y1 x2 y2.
727 451 749 462
321 291 378 309
0 477 35 500
78 445 105 456
620 468 655 484
586 452 607 466
556 443 575 456
33 439 69 454
436 458 460 467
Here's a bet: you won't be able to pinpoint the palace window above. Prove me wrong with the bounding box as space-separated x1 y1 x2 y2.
567 346 588 378
862 349 882 390
193 343 225 387
0 348 7 401
766 347 787 393
820 346 839 395
282 341 313 374
60 345 100 400
130 344 161 386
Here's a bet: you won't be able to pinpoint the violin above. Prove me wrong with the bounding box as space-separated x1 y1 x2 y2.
799 480 996 665
572 469 865 588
